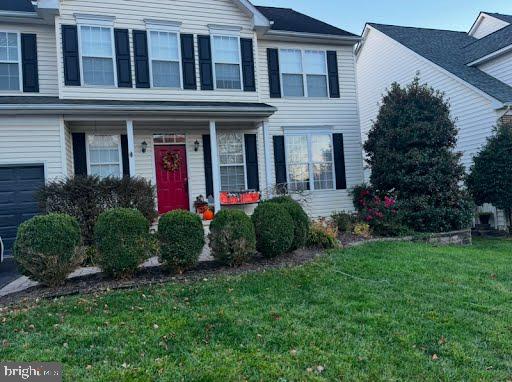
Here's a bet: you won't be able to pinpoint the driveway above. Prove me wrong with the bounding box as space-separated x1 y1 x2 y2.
0 258 20 289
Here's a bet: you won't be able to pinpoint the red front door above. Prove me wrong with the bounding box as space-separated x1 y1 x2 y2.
155 145 189 214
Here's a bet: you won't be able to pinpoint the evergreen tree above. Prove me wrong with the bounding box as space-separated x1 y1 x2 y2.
467 122 512 231
364 78 473 232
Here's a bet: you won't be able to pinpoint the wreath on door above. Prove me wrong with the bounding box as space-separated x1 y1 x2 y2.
162 151 182 172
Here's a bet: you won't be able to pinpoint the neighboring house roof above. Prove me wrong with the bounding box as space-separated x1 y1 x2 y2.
368 23 512 104
484 12 512 24
0 0 35 12
465 24 512 63
256 6 357 37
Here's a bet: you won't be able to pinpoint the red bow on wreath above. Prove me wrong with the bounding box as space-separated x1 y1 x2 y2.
162 152 182 172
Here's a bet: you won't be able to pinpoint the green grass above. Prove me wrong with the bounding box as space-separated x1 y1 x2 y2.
1 238 512 381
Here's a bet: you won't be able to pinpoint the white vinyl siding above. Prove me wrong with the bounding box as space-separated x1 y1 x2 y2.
279 48 329 98
212 35 242 90
0 32 21 91
79 25 116 86
149 30 182 88
470 15 509 39
479 50 512 87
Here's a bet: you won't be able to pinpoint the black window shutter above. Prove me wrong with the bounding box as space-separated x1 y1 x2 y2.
202 135 213 197
273 136 287 185
267 48 281 98
132 30 150 88
114 29 132 88
180 34 196 90
244 134 259 190
240 38 255 92
198 35 213 90
120 134 130 177
333 133 347 189
62 25 81 86
72 133 87 176
21 34 39 92
327 51 340 98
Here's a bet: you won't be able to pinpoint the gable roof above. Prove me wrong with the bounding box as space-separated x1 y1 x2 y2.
465 24 512 63
368 23 512 104
484 12 512 24
256 6 357 37
0 0 35 12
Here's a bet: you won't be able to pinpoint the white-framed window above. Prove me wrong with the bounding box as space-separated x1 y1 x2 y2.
280 49 329 98
0 31 21 91
285 131 335 191
78 25 116 86
86 135 123 178
211 35 243 90
148 30 182 88
218 132 246 191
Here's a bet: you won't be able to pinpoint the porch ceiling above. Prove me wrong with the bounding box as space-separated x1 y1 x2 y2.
0 97 277 120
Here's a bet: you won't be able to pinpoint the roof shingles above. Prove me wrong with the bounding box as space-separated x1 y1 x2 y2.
0 0 34 12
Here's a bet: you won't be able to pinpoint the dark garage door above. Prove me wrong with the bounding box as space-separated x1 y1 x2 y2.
0 165 45 257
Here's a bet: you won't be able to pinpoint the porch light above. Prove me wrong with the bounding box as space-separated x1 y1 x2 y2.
194 140 200 152
141 141 148 153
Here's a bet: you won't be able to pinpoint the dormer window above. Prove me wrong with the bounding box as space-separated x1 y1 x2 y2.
212 35 242 90
0 32 21 91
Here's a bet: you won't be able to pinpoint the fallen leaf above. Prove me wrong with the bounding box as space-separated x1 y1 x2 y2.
290 349 297 356
438 336 447 345
153 324 159 329
316 365 325 373
432 354 439 361
86 365 92 370
306 368 313 373
2 340 9 348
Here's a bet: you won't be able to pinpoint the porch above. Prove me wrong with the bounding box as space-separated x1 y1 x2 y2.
60 100 277 216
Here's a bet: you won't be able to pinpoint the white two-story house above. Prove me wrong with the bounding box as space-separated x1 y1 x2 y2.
356 11 512 230
0 0 364 256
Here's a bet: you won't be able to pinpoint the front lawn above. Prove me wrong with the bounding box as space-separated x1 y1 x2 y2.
2 238 511 381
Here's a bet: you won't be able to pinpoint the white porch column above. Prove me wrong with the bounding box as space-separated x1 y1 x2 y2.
126 120 136 176
209 120 221 213
262 121 274 197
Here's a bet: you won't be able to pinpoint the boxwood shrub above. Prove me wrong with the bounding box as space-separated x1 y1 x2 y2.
94 208 150 278
158 210 204 273
14 213 81 286
251 203 294 258
266 196 309 250
208 209 256 266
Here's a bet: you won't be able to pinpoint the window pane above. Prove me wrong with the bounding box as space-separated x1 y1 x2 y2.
88 135 121 179
288 164 309 191
282 74 304 97
313 163 334 190
286 135 308 164
280 49 302 73
81 26 112 57
152 60 180 87
220 165 245 192
311 135 332 162
0 63 19 90
215 63 241 89
150 31 179 61
213 36 239 64
218 133 244 165
0 32 18 62
304 51 326 74
83 57 115 85
307 75 328 97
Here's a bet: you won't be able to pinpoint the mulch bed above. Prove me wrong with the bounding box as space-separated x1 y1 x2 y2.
0 249 327 307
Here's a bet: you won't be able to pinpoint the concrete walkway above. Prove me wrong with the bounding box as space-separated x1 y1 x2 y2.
0 224 213 299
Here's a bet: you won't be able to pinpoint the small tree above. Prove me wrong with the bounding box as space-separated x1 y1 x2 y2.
364 78 473 232
467 122 512 231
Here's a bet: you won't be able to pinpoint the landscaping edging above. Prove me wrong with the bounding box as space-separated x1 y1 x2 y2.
346 228 472 247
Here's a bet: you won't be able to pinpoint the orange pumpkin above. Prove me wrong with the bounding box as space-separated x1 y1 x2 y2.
203 209 214 221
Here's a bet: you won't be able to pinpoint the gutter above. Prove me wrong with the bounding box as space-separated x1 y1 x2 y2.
262 29 361 45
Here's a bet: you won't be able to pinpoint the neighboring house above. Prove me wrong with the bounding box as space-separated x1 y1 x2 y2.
0 0 364 256
356 11 512 230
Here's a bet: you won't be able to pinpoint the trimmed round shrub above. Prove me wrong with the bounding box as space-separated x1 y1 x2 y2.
14 213 81 287
267 196 309 250
158 210 204 273
94 208 149 278
208 209 256 266
251 203 294 258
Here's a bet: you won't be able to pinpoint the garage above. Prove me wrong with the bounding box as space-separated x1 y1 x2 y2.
0 164 45 258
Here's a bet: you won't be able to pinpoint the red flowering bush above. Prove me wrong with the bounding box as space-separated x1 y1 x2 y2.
351 184 410 237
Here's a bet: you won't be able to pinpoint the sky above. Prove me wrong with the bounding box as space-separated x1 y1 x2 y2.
252 0 512 36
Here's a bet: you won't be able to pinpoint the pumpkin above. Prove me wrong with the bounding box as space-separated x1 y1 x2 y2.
203 209 214 221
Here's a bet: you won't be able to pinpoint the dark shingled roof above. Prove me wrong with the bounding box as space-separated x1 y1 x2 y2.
465 24 512 63
256 6 357 37
0 0 35 12
369 23 512 104
485 12 512 24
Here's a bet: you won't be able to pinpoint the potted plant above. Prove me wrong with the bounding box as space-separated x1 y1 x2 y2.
194 195 209 214
478 212 492 226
